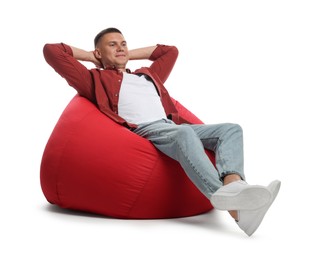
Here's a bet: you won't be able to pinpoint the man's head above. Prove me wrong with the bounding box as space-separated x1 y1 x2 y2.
94 27 129 70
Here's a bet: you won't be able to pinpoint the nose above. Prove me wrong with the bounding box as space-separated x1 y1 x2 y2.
117 45 124 52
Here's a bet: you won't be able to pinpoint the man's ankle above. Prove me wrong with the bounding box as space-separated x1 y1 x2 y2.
223 174 242 185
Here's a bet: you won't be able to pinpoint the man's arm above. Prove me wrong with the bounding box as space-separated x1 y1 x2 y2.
128 46 158 60
70 46 102 68
43 43 95 101
129 44 178 84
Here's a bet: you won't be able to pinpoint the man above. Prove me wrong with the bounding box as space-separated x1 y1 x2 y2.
43 27 281 236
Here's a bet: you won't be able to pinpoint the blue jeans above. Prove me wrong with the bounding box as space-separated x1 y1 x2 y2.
133 119 245 199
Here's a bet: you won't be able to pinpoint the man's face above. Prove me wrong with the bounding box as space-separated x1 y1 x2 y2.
95 32 129 70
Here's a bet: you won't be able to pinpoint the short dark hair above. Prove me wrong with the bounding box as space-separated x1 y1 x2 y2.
94 27 123 47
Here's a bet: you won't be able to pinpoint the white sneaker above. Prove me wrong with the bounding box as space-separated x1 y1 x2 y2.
210 180 272 211
236 180 281 236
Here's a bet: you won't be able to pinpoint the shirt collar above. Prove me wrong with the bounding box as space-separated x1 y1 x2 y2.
104 65 131 73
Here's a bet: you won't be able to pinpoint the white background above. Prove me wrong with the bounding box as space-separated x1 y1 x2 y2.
1 0 316 259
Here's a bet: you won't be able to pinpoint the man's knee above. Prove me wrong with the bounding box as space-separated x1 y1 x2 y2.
175 125 197 139
231 123 243 134
223 123 243 136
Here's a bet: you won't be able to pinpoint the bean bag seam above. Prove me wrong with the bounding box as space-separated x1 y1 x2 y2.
126 153 161 217
55 108 97 206
54 139 70 205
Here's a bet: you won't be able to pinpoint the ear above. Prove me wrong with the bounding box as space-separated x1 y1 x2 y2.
94 48 102 59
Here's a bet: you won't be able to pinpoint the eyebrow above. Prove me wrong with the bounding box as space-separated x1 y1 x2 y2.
108 41 127 45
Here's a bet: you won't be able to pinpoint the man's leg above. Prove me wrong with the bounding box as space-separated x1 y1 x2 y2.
133 119 222 199
187 123 246 220
187 123 243 219
135 121 250 198
188 123 245 181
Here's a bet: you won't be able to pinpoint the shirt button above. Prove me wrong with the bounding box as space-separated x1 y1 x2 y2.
115 93 118 97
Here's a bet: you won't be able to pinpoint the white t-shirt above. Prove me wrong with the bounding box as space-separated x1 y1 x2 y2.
118 73 167 125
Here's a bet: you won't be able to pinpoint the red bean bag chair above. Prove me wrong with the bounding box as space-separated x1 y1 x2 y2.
40 95 214 219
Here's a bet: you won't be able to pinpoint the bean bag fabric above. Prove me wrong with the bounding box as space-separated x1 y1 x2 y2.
40 95 215 219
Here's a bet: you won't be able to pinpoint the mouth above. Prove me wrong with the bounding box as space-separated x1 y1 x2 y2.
115 54 126 58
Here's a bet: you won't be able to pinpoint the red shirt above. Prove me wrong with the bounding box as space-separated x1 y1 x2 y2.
43 43 189 129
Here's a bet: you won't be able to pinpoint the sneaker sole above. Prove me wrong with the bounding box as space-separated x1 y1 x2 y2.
239 180 281 236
